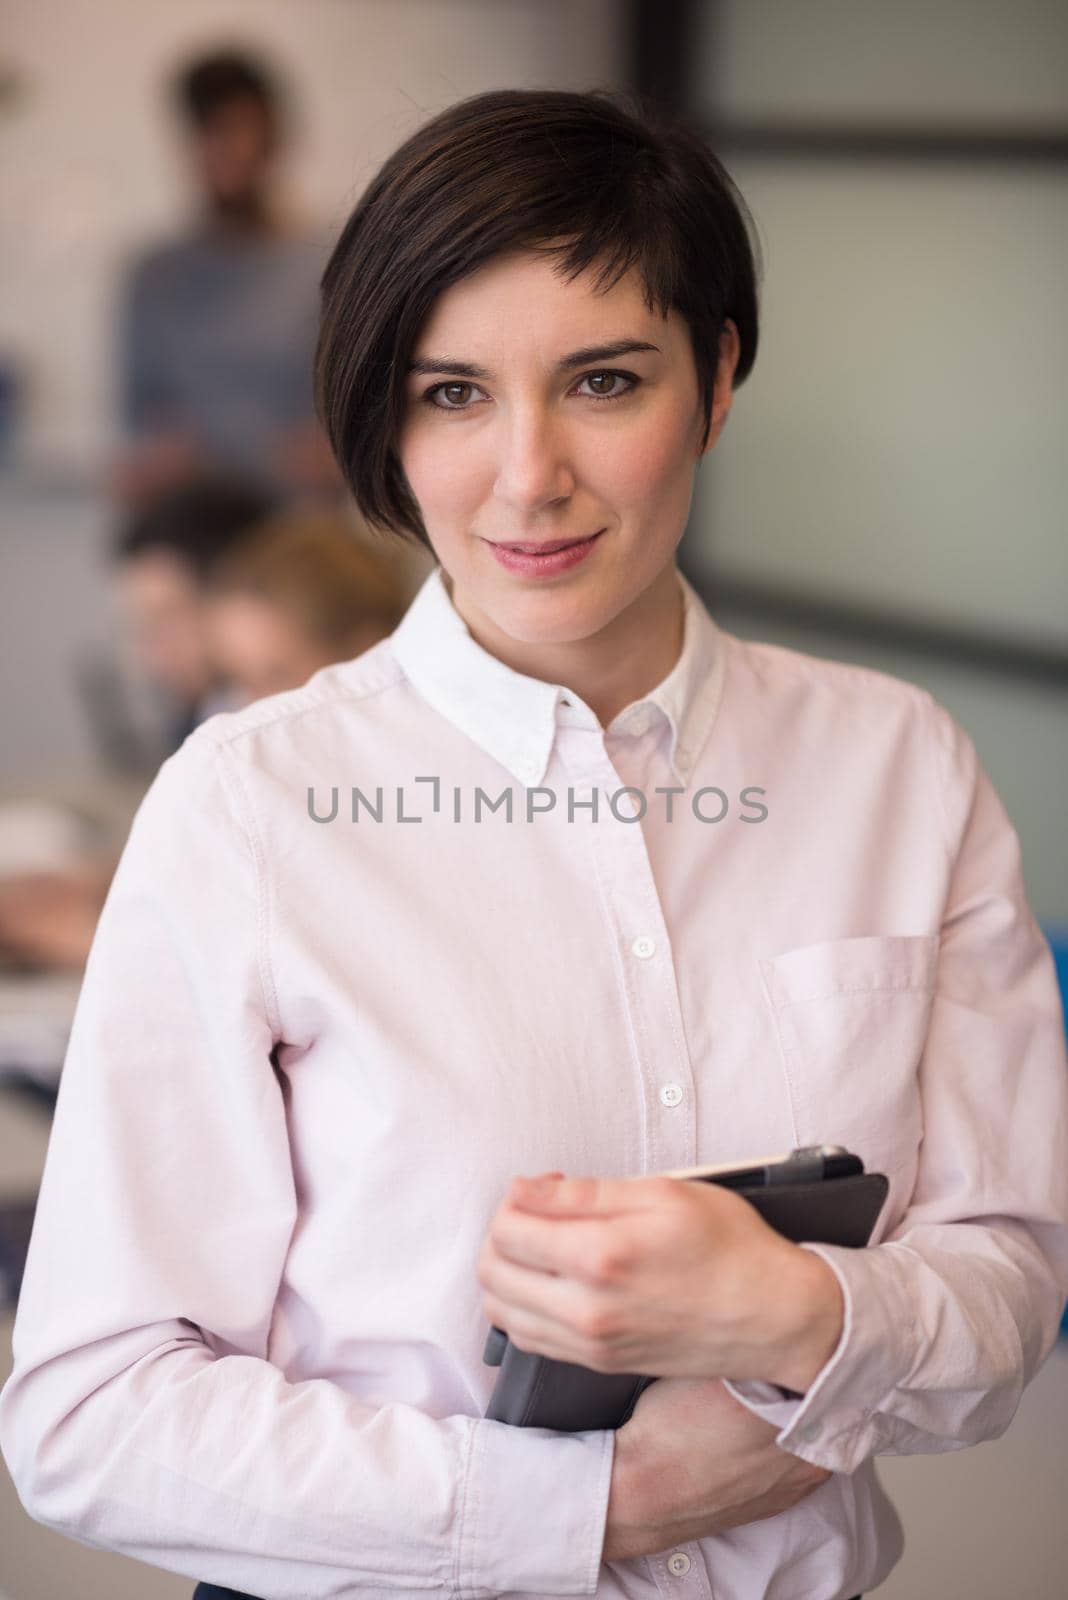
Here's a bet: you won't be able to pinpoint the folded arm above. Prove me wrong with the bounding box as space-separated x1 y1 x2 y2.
0 730 613 1597
724 701 1068 1473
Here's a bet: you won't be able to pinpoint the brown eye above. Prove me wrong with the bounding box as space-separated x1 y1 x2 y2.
578 371 638 401
427 382 475 409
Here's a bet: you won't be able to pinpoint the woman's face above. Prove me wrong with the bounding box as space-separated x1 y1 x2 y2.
396 249 738 656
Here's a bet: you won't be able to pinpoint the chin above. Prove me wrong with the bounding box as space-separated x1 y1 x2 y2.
492 593 616 646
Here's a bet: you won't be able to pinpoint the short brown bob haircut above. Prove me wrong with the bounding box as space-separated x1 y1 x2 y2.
315 87 762 550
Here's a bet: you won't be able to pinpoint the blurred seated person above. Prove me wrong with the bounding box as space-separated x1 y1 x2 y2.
0 477 274 976
112 475 278 753
0 858 114 978
0 504 410 975
112 46 339 505
204 507 413 705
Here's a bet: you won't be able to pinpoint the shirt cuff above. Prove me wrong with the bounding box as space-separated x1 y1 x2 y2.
722 1240 922 1474
457 1416 615 1596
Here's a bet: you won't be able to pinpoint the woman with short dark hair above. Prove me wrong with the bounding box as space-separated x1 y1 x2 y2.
2 88 1065 1600
316 88 759 547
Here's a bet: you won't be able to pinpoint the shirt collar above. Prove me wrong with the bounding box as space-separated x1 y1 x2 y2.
389 564 726 789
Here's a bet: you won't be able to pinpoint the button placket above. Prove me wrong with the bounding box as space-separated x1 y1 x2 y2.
650 1542 713 1598
555 735 697 1179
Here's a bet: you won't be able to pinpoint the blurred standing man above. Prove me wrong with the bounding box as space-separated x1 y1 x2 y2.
112 48 340 505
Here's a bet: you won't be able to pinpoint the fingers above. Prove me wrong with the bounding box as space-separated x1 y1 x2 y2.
508 1173 676 1217
488 1202 621 1281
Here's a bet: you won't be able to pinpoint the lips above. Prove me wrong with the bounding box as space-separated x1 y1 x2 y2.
490 532 600 554
487 529 604 577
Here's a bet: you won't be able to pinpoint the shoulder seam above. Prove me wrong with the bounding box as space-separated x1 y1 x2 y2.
195 662 406 754
732 634 932 705
915 690 956 868
214 744 282 1040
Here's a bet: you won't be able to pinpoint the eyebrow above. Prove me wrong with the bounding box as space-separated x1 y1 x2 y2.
406 339 662 380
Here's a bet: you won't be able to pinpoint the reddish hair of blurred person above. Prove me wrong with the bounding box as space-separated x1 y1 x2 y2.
204 508 414 704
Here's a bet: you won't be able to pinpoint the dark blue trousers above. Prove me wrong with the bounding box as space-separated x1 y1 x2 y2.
192 1589 262 1599
193 1589 262 1599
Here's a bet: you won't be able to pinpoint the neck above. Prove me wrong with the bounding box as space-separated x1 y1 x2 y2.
204 192 274 237
446 562 686 728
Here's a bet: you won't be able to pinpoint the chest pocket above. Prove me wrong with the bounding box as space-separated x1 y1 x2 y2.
759 934 940 1224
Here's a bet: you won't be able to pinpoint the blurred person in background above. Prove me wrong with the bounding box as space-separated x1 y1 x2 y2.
0 493 412 975
0 476 274 975
0 853 113 978
203 508 412 706
111 474 278 752
111 46 340 505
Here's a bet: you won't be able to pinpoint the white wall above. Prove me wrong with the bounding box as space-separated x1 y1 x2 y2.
696 160 1068 643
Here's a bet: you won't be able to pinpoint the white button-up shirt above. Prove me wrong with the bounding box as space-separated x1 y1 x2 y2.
2 564 1067 1600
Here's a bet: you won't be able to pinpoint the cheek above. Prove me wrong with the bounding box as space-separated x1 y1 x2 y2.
400 425 485 521
593 402 696 510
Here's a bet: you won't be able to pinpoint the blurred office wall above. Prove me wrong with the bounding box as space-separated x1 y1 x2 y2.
686 0 1068 924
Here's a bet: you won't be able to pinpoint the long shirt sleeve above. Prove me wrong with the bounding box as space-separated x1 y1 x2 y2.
0 731 614 1599
723 699 1068 1471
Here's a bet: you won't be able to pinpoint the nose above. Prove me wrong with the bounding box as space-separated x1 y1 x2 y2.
493 405 576 515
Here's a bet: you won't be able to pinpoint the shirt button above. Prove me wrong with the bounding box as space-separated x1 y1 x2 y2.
799 1421 822 1442
667 1551 691 1576
659 1082 684 1107
631 935 656 959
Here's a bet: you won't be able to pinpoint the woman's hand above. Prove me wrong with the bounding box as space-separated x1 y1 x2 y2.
603 1375 833 1562
477 1172 844 1393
